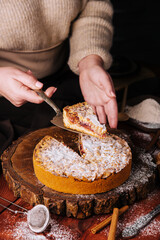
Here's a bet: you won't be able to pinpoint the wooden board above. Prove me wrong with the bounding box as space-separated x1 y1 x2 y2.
1 126 158 219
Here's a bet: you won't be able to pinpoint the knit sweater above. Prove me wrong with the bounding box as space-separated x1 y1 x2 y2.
0 0 113 78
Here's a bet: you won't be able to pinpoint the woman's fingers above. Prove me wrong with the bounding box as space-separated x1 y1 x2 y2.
96 105 107 124
18 70 57 104
89 67 116 99
95 97 118 128
44 87 57 98
15 85 43 104
104 98 118 128
0 67 58 107
15 69 43 89
24 87 57 104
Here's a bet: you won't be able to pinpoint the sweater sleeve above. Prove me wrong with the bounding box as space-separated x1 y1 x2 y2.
68 0 114 75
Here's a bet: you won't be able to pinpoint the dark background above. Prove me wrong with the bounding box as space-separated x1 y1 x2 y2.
111 0 160 64
109 0 160 100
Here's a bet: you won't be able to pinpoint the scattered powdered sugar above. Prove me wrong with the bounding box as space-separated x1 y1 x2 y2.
46 218 79 240
142 218 160 237
12 217 79 240
131 130 152 142
11 221 47 240
136 147 156 168
75 193 95 200
102 188 160 239
126 98 160 124
140 218 160 237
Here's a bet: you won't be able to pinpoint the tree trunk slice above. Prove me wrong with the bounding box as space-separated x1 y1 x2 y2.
1 126 158 219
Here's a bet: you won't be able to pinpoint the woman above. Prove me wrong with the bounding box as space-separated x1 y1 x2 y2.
0 0 117 150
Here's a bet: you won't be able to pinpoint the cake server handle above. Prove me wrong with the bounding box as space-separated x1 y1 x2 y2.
122 204 160 239
33 89 62 115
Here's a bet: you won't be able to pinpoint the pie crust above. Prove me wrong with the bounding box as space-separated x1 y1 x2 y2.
33 134 132 195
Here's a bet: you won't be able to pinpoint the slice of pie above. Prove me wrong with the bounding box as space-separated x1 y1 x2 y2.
63 102 107 138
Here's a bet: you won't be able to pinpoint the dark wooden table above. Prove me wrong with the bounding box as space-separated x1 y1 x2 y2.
0 123 160 240
0 174 160 240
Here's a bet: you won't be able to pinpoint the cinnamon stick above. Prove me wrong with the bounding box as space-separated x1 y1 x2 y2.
91 205 128 234
108 208 119 240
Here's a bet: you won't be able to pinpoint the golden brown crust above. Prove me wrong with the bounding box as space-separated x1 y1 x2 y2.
33 157 131 194
33 134 132 195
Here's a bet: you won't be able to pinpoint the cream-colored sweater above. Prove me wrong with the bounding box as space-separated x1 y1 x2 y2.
0 0 113 78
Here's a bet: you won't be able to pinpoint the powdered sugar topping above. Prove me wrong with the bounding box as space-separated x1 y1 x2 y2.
72 102 106 132
80 134 131 175
35 133 131 181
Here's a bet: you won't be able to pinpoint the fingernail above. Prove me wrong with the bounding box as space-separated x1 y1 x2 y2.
35 81 43 88
27 69 32 74
110 91 116 97
53 88 57 93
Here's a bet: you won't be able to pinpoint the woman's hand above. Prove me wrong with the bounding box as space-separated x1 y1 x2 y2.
79 55 118 128
0 67 56 107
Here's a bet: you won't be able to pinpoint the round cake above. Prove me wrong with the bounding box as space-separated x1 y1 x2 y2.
33 133 132 194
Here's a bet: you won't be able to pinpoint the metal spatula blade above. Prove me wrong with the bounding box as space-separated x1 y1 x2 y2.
50 114 80 134
33 89 81 134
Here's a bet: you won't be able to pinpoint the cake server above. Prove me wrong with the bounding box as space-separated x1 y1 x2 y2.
33 89 81 134
122 204 160 239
